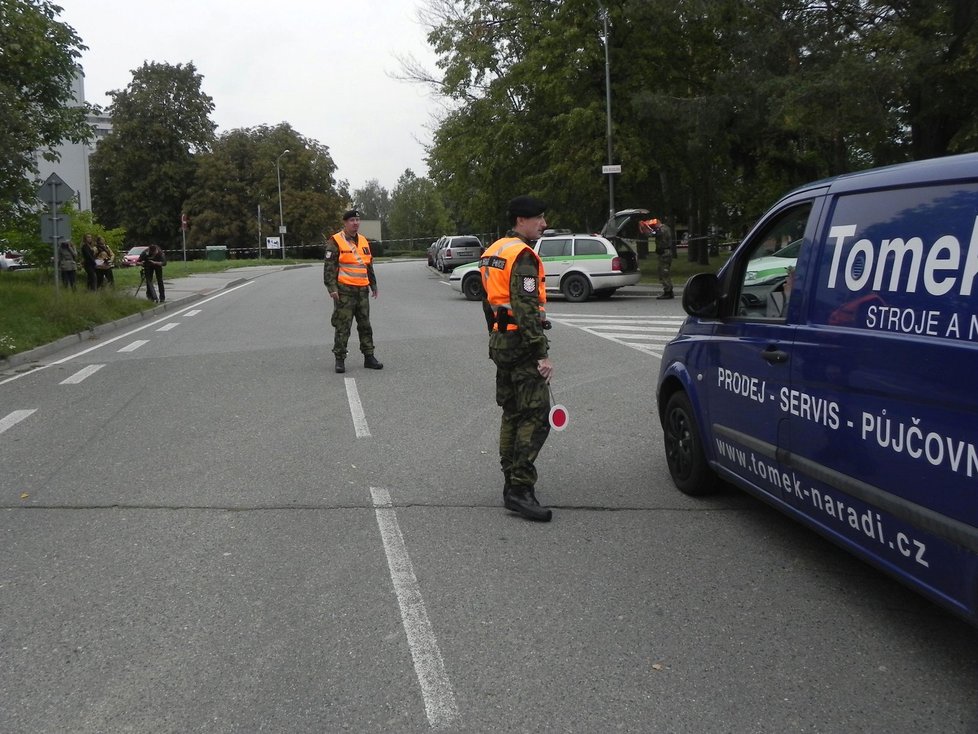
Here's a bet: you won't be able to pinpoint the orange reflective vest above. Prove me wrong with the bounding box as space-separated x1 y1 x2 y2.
480 236 546 332
331 232 372 287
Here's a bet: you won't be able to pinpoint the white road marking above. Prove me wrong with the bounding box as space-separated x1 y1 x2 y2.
0 409 36 434
156 323 179 331
183 309 202 317
0 282 252 386
370 487 460 730
59 364 105 384
547 312 686 356
117 340 149 353
344 377 371 438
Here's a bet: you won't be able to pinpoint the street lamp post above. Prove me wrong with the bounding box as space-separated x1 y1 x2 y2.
276 149 290 260
601 6 615 219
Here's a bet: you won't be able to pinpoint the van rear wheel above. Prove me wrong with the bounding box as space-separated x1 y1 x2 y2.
662 391 718 496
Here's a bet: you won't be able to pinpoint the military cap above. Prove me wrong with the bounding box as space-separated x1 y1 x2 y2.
342 209 361 220
507 195 547 220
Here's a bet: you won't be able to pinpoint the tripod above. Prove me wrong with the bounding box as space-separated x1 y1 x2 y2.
135 268 159 301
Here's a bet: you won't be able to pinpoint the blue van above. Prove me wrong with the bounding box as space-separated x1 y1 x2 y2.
656 153 978 625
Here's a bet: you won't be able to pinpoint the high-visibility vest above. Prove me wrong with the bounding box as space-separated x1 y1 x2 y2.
480 236 546 332
331 232 372 287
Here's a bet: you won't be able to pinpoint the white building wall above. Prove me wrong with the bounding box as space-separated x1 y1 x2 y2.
34 71 109 212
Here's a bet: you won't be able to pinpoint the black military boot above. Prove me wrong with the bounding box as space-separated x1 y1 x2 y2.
364 354 384 370
656 290 674 300
504 485 552 522
335 358 345 373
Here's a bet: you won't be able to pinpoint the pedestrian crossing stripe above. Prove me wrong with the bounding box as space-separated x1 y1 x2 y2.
545 313 687 357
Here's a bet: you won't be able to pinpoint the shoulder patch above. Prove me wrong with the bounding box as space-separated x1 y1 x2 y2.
325 251 333 259
522 276 537 294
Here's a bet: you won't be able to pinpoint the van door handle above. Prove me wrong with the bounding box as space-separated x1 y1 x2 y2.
761 347 789 364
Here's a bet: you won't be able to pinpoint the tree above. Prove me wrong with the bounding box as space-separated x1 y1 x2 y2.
416 0 978 244
351 180 392 239
90 61 215 247
0 0 94 229
183 123 347 254
387 169 452 247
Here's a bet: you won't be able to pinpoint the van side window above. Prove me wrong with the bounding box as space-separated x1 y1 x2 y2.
734 203 812 319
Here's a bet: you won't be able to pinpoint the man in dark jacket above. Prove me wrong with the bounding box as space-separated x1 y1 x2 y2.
138 244 167 302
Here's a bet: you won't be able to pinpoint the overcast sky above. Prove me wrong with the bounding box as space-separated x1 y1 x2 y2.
55 0 443 193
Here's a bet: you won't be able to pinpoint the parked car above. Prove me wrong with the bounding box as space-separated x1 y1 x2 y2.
449 232 640 302
743 238 802 286
0 249 28 271
121 246 148 266
435 235 483 272
427 237 446 267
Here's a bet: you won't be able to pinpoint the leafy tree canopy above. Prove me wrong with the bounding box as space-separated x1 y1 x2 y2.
387 169 452 245
90 61 216 247
183 123 347 252
0 0 94 229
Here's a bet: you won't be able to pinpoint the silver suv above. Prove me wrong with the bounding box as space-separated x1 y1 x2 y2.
434 235 483 272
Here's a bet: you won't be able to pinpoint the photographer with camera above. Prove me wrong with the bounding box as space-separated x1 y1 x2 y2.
138 244 167 302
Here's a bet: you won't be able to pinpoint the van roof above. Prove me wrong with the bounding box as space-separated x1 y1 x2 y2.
779 152 978 202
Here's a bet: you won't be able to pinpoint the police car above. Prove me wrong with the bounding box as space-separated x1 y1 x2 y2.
449 232 640 302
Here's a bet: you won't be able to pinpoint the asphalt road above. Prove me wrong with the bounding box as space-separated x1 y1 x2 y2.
1 262 976 733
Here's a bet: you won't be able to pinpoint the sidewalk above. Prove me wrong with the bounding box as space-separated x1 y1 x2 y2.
0 265 307 373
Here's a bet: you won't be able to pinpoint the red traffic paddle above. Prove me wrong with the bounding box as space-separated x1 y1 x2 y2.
548 386 569 431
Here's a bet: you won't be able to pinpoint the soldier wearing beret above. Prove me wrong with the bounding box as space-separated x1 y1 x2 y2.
480 195 555 522
324 209 383 373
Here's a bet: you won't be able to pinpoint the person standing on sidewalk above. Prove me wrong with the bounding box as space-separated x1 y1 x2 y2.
94 236 115 289
480 195 554 522
80 233 98 291
58 240 78 290
650 218 674 299
323 209 383 374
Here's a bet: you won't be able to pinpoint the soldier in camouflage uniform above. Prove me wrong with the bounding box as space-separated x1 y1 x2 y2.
481 195 555 522
653 218 674 299
324 209 383 373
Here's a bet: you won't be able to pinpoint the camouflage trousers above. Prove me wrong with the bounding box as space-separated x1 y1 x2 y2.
331 284 375 358
490 345 551 490
658 248 673 292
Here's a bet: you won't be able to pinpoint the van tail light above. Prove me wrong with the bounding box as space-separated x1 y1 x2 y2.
445 249 453 259
611 256 622 271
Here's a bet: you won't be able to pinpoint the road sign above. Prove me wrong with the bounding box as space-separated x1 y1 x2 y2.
181 213 189 231
266 236 281 250
37 172 75 205
278 225 287 234
601 164 622 174
39 173 75 248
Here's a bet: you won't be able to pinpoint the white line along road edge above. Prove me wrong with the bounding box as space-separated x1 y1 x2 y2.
370 487 460 730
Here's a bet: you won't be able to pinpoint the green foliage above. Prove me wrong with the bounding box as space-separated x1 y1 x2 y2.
418 0 978 241
387 169 453 245
182 123 347 251
351 180 392 238
90 62 216 248
0 272 154 358
0 0 94 229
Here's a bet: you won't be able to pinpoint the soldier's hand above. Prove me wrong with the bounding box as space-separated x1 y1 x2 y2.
371 288 379 299
329 291 339 301
537 357 554 383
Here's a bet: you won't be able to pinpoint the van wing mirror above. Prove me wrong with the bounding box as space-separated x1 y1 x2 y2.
682 272 719 317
